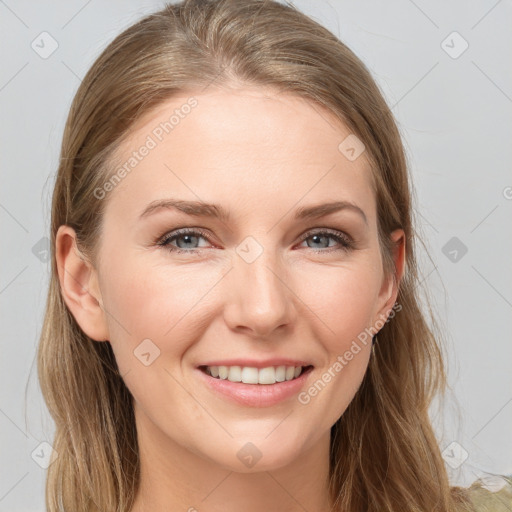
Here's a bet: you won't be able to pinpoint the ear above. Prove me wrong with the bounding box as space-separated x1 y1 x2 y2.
55 225 109 342
372 228 406 326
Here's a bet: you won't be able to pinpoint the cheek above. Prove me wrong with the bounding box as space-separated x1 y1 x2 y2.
98 256 218 417
293 259 380 348
293 264 378 423
99 253 226 367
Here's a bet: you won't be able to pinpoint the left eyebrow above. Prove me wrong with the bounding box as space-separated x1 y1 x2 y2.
138 198 368 226
294 200 368 226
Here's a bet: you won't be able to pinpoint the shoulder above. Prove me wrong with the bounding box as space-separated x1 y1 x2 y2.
457 475 512 512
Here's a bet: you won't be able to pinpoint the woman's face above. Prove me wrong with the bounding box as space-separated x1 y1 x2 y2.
62 86 404 472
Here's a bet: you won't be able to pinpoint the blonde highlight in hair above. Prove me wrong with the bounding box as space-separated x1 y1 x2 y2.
38 0 476 510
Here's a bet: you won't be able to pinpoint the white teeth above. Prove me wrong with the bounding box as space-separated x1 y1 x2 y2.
205 365 306 384
218 366 229 379
258 367 275 385
241 367 259 384
227 366 242 382
275 365 286 382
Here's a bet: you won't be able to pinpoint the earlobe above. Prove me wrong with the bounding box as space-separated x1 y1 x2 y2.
55 225 109 342
374 229 406 324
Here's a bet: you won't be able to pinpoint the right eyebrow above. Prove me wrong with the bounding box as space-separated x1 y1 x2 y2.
139 199 231 222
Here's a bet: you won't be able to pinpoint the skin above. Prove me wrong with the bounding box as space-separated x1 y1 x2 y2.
56 86 405 512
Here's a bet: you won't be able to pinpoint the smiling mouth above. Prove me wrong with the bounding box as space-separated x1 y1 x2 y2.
198 364 314 385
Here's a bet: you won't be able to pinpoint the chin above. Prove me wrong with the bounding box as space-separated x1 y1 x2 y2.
200 435 308 474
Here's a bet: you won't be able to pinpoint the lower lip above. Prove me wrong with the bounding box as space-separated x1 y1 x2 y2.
195 366 314 407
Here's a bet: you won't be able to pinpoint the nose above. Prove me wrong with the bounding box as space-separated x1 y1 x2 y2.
223 250 295 338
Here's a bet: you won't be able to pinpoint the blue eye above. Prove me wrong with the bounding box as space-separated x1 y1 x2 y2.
157 228 211 254
299 230 354 252
157 228 354 255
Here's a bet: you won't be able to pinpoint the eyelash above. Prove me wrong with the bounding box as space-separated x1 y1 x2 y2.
156 227 355 255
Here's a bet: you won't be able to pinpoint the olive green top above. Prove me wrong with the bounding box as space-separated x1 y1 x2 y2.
463 476 512 512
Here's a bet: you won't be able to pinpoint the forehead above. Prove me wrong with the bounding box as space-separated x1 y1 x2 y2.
103 87 375 223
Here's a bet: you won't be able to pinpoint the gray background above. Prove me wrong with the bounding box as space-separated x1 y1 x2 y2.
1 0 511 509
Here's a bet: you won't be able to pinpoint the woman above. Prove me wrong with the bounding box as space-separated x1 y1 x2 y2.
37 0 511 510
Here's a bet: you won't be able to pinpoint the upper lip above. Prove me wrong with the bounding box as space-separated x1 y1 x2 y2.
197 359 313 369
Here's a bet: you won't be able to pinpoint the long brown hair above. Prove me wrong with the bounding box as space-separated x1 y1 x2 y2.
38 0 476 510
